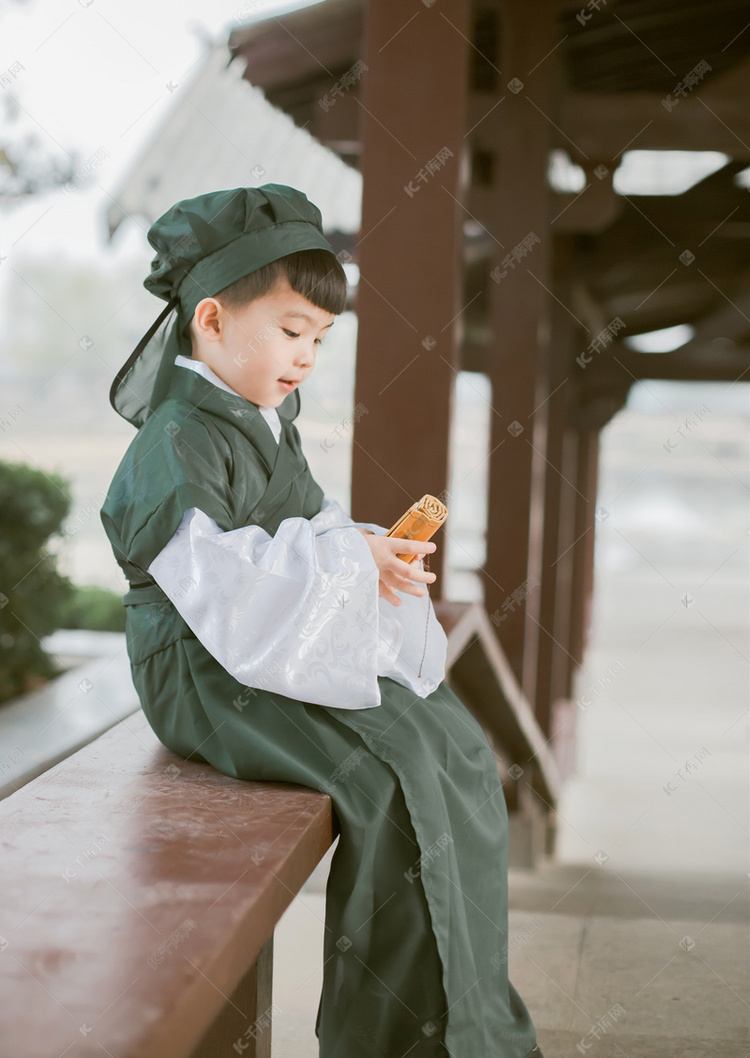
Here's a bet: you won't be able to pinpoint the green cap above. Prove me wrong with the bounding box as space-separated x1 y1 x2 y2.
109 183 338 428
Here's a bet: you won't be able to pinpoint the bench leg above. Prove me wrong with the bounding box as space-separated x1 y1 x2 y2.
190 935 274 1058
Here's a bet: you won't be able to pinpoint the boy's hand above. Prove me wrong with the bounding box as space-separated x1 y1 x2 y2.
354 528 437 607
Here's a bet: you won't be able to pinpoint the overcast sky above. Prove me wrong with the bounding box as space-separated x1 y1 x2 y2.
0 0 322 285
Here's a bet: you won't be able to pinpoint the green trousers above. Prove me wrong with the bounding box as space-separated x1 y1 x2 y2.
130 628 539 1057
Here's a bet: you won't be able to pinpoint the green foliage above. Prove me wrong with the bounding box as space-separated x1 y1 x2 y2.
0 460 73 703
57 585 126 633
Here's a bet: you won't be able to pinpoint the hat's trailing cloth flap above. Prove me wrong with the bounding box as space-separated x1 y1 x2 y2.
110 184 338 428
108 296 178 429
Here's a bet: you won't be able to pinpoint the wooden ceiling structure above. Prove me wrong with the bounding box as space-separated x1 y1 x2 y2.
228 1 750 752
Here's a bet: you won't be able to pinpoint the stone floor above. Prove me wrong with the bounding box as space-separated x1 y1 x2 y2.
269 850 749 1057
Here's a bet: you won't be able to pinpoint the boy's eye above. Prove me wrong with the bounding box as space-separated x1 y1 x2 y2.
282 327 324 346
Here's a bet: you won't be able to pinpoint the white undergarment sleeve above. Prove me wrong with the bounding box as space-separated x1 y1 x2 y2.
147 500 447 710
308 496 448 694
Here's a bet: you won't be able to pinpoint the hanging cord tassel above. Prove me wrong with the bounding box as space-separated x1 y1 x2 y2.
417 552 431 679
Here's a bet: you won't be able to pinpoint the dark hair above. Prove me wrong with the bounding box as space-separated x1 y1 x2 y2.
215 248 348 316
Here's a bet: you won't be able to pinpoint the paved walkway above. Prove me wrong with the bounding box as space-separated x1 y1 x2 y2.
270 856 748 1057
555 397 748 876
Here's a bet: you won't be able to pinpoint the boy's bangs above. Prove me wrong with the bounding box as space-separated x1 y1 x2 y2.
216 249 348 316
283 249 348 315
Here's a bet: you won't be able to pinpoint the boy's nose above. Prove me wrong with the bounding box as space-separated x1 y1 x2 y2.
296 344 316 367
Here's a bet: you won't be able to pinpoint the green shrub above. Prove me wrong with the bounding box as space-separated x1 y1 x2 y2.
57 585 126 632
0 460 73 703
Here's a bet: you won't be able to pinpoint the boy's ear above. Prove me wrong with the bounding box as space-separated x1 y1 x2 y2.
193 297 223 340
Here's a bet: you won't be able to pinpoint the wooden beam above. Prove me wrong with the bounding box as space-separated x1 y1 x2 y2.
549 169 625 233
467 54 750 159
661 271 750 354
584 342 750 384
312 87 361 152
559 91 750 159
434 600 560 807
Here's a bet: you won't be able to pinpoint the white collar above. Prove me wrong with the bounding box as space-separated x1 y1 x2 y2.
174 354 281 444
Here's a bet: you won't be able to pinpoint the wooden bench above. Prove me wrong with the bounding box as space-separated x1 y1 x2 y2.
0 709 336 1058
0 600 558 1057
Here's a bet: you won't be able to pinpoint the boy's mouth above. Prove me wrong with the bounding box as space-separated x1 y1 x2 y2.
278 377 301 391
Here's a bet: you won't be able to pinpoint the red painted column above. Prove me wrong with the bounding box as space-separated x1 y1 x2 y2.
350 0 471 598
481 0 558 700
567 429 600 686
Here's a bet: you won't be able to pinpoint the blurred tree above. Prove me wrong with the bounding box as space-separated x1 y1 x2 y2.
0 0 80 202
56 585 125 633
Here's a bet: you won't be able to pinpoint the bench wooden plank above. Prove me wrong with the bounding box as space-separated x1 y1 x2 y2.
0 710 336 1058
191 935 274 1058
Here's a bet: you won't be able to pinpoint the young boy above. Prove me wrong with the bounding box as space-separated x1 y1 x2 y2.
101 184 542 1058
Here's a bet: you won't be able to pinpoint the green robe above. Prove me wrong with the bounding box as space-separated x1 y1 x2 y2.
101 367 540 1058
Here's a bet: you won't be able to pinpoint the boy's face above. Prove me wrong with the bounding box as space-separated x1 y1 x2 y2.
190 273 336 407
